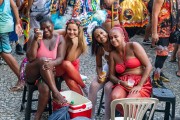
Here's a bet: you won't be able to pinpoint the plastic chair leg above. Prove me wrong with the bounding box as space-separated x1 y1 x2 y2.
164 102 170 120
48 98 52 115
171 99 176 119
97 88 104 116
25 87 33 120
20 85 27 112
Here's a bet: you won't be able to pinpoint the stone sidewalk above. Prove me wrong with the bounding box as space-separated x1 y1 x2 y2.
0 35 179 120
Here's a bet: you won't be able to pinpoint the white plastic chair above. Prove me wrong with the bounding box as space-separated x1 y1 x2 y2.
111 98 159 120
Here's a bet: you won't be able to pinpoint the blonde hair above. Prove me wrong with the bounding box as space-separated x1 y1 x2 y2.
78 26 87 53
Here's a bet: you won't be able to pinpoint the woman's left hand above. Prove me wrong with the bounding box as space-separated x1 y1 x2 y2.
15 23 23 36
42 59 54 70
129 85 142 94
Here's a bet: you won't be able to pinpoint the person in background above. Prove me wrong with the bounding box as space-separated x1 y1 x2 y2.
109 26 152 115
0 0 23 91
101 0 149 38
25 0 52 33
25 16 68 120
143 0 152 45
55 19 88 96
170 14 180 76
151 0 178 87
16 0 30 52
7 0 24 55
88 26 113 120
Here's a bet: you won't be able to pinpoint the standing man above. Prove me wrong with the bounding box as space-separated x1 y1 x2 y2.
0 0 23 91
151 0 178 87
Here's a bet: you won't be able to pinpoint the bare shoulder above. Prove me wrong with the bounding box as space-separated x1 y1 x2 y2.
97 47 104 56
54 29 66 35
128 42 142 49
110 50 117 57
53 33 65 43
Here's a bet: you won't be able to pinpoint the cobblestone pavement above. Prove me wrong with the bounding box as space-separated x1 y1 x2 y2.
0 35 180 120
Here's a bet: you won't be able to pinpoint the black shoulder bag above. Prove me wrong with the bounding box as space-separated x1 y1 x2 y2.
169 0 180 43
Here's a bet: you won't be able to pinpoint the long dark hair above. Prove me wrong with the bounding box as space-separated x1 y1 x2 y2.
91 26 109 55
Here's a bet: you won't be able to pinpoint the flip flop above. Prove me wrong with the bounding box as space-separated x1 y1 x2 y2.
10 85 24 92
176 71 180 77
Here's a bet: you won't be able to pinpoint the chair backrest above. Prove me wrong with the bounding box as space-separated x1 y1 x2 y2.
111 98 159 120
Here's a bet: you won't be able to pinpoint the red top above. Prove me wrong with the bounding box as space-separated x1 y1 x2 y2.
116 58 141 74
115 44 141 74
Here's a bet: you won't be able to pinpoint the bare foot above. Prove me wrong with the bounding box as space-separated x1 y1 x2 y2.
52 92 68 105
176 71 180 77
10 80 25 92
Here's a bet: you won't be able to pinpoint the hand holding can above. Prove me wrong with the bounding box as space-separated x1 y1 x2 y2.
127 79 135 87
34 28 43 40
98 71 107 83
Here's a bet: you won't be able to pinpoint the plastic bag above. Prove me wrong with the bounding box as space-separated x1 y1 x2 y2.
48 106 70 120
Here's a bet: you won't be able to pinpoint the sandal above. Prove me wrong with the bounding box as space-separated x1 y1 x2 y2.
176 71 180 77
169 59 177 62
10 85 24 92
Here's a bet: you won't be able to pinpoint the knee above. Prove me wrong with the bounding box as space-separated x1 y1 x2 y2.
104 81 113 92
36 58 49 67
89 79 100 91
61 61 72 68
38 83 50 95
111 93 122 101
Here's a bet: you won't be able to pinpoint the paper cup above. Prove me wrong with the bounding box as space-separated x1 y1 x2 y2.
128 79 135 87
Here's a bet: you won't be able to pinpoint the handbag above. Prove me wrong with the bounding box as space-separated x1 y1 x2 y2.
48 106 70 120
169 28 180 43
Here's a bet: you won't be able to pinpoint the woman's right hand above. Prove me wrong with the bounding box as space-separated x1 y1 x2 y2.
34 29 43 41
98 74 106 80
152 33 159 43
121 81 132 90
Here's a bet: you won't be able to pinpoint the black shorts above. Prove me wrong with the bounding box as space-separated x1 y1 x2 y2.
157 37 169 47
177 36 180 44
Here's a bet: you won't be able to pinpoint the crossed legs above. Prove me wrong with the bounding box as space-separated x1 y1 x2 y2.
25 58 67 120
